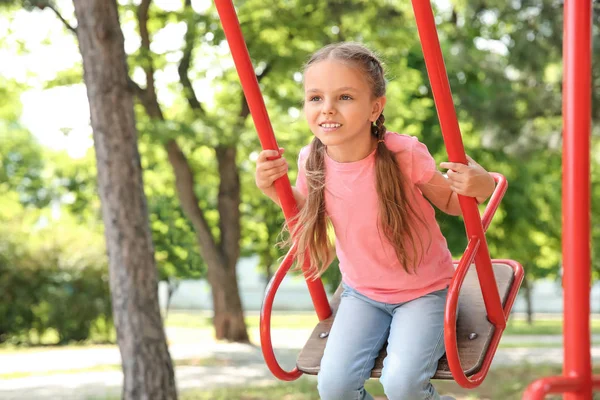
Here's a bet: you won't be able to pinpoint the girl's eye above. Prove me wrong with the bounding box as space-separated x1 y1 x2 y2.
340 94 353 100
308 96 321 102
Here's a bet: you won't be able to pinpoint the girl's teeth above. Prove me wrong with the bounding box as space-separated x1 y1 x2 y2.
322 124 340 128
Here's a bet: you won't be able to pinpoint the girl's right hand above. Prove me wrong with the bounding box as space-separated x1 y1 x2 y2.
255 148 288 191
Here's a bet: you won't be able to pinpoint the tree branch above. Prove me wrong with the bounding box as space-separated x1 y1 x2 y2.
131 0 222 267
166 140 224 267
216 145 240 268
215 63 273 262
178 0 205 114
238 63 272 120
137 0 157 97
45 3 77 34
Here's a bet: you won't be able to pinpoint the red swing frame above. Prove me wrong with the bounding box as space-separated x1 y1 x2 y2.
214 0 595 397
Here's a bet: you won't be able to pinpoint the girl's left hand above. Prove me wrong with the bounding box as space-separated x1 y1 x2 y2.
439 155 495 199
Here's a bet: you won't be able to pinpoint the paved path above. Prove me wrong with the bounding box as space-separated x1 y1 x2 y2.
1 328 599 399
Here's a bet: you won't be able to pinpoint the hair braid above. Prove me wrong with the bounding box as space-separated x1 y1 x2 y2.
375 113 386 142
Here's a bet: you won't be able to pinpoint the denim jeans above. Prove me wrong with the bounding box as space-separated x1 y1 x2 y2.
317 284 448 400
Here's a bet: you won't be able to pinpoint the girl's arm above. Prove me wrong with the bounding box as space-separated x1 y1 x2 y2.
418 171 462 216
262 185 306 209
255 148 306 209
418 156 495 216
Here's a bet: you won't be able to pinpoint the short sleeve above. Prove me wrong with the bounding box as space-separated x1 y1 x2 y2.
410 137 437 184
295 146 310 197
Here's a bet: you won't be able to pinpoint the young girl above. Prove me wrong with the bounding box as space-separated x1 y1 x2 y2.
255 42 495 400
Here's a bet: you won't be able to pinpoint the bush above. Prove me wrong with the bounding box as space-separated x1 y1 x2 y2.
0 217 113 345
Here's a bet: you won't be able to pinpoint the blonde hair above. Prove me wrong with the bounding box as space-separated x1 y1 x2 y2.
290 42 429 278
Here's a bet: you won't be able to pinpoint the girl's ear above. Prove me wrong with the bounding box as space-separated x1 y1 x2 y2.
370 96 387 121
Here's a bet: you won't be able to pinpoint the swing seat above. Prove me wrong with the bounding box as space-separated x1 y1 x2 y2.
296 261 518 379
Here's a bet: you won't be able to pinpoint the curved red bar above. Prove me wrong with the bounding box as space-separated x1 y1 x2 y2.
259 245 303 381
446 253 524 388
444 173 521 388
482 173 507 232
445 237 480 386
523 376 584 399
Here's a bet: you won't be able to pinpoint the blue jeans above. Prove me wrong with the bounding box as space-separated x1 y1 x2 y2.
317 284 448 400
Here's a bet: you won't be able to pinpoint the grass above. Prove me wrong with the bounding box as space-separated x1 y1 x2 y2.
164 311 319 330
1 364 121 380
0 328 116 353
165 310 600 335
178 365 600 400
2 312 599 355
0 357 230 380
504 318 600 335
498 341 600 348
10 363 600 400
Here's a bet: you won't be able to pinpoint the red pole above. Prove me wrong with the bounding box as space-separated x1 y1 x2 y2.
523 0 592 397
213 0 331 321
409 0 505 328
562 0 592 396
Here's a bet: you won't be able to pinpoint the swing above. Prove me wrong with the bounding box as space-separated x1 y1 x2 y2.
214 0 524 389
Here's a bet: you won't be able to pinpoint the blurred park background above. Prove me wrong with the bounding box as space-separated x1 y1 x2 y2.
0 0 599 399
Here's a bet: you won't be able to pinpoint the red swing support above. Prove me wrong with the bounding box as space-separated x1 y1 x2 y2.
522 0 597 397
214 0 522 387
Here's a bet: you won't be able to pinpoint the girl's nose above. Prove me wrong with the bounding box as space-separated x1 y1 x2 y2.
322 100 335 115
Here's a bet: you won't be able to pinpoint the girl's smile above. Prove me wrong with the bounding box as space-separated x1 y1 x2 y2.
319 121 343 133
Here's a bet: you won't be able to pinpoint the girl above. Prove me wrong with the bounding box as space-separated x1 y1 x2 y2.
255 42 495 400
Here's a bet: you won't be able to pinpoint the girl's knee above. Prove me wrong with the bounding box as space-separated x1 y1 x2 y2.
380 370 433 400
318 370 365 400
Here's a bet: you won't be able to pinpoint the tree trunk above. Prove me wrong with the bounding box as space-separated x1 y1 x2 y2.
165 141 249 342
72 1 177 399
522 275 534 325
207 260 248 342
165 278 180 319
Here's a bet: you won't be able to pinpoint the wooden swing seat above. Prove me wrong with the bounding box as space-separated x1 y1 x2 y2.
296 261 516 379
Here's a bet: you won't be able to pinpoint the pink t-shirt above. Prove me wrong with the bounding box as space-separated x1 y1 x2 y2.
296 132 454 303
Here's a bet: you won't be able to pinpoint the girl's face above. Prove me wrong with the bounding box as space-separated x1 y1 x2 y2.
304 59 385 161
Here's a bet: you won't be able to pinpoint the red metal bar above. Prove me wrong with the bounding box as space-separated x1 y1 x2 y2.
482 173 507 232
445 236 480 386
445 173 515 388
213 0 331 322
410 0 505 334
523 0 592 397
523 376 585 400
561 0 592 397
446 239 524 388
259 245 303 381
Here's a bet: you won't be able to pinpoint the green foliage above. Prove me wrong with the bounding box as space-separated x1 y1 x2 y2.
0 212 112 345
2 0 599 319
148 195 206 280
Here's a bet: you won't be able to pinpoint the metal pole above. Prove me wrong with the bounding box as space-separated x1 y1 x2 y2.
562 0 592 397
523 0 593 397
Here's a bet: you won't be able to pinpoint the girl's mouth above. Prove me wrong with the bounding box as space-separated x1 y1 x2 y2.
319 122 342 132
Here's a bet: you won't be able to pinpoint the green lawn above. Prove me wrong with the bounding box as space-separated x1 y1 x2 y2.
165 311 320 330
2 312 599 354
178 365 600 400
165 311 600 336
83 365 599 400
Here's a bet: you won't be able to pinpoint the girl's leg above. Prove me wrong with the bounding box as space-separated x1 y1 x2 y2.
318 287 391 400
379 288 448 400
